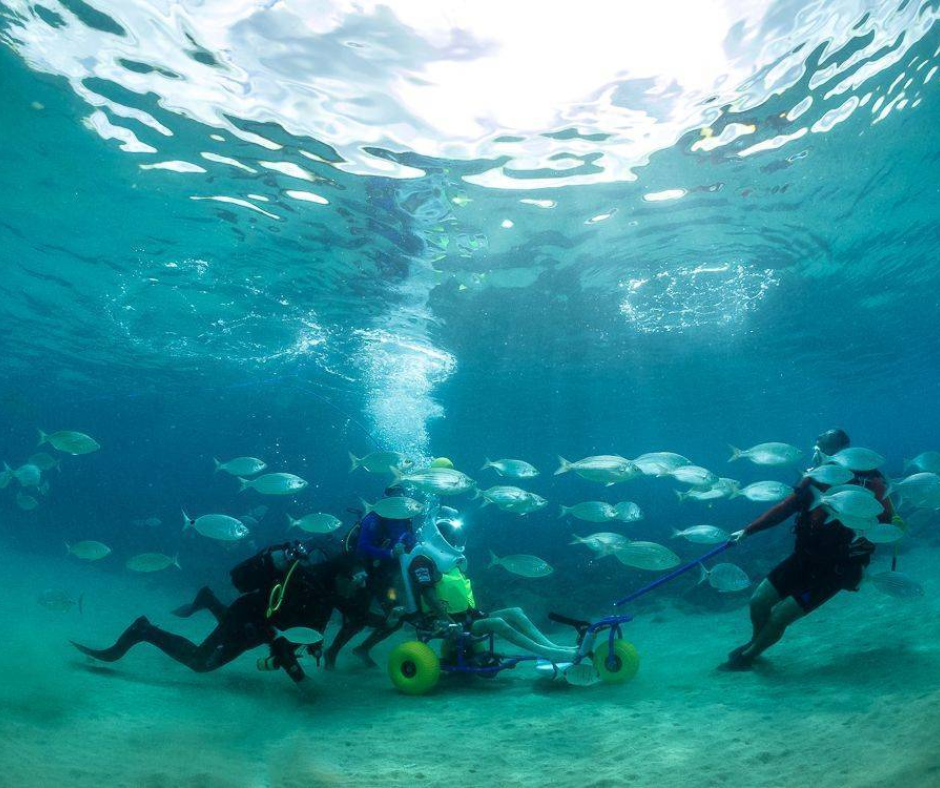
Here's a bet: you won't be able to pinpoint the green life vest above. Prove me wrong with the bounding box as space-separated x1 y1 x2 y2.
422 567 475 615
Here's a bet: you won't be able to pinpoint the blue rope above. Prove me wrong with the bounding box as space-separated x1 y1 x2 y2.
613 541 733 608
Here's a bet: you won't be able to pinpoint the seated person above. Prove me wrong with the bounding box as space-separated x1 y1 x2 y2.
407 515 576 665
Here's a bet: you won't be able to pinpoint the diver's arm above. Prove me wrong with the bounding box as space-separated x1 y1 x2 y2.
739 482 809 539
357 515 393 560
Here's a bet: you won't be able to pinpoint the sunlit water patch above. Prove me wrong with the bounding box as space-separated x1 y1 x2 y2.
618 262 779 334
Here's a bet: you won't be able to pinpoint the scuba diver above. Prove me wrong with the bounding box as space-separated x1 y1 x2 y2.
72 535 367 689
402 506 578 664
341 457 454 667
723 428 897 671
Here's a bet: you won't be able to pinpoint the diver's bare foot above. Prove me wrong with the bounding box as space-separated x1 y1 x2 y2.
352 646 377 668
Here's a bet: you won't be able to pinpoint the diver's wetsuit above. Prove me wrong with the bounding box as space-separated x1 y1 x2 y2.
72 540 357 683
744 472 893 612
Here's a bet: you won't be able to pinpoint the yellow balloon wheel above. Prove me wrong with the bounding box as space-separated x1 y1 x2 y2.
593 639 640 684
388 641 441 695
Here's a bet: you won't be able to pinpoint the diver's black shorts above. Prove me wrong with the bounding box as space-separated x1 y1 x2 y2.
767 552 865 614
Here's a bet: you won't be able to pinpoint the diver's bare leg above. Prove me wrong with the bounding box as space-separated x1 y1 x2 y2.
352 621 403 668
748 580 781 643
490 607 563 648
471 617 576 663
740 597 805 661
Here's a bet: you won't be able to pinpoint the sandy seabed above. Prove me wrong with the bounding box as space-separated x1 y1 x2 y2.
2 542 939 788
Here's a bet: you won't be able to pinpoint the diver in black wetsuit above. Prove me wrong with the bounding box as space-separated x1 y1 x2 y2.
72 538 366 687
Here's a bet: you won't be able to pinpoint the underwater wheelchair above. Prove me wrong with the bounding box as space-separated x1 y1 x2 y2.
385 515 640 695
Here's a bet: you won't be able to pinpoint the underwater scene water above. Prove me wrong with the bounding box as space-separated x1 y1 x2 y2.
2 1 940 786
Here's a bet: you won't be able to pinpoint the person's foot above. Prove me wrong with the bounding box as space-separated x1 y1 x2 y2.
719 645 755 672
352 645 378 668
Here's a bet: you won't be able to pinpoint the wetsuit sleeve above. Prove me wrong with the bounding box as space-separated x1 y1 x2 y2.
357 514 392 561
743 480 808 536
867 475 895 523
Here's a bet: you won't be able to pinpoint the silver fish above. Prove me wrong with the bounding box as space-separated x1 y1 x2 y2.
37 429 100 455
615 542 681 571
66 541 111 561
554 455 640 484
732 481 793 502
669 465 719 487
393 467 475 496
28 452 60 472
729 442 802 466
811 488 884 519
37 589 83 613
480 458 539 478
349 451 413 474
288 513 342 533
632 452 691 476
559 501 617 523
862 523 904 543
182 511 249 541
869 570 924 598
16 492 38 510
889 473 940 509
479 485 531 508
822 447 885 472
903 451 940 474
238 473 308 495
14 463 41 488
803 464 855 486
699 562 751 592
672 525 729 544
487 551 553 578
362 496 424 520
614 501 643 522
214 456 267 476
570 532 629 557
500 492 548 515
126 553 180 572
277 626 324 645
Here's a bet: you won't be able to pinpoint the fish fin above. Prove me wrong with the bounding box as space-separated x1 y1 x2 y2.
697 564 709 585
554 456 572 476
65 541 71 555
558 506 568 519
671 529 681 538
236 477 251 493
359 498 373 516
78 594 84 615
728 488 741 500
487 549 500 569
287 515 297 530
37 429 48 447
479 498 490 508
481 458 493 471
181 509 193 530
884 480 896 498
348 452 360 472
809 487 823 511
389 466 404 484
674 490 687 502
173 555 181 570
728 445 742 462
213 457 222 473
902 458 911 472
